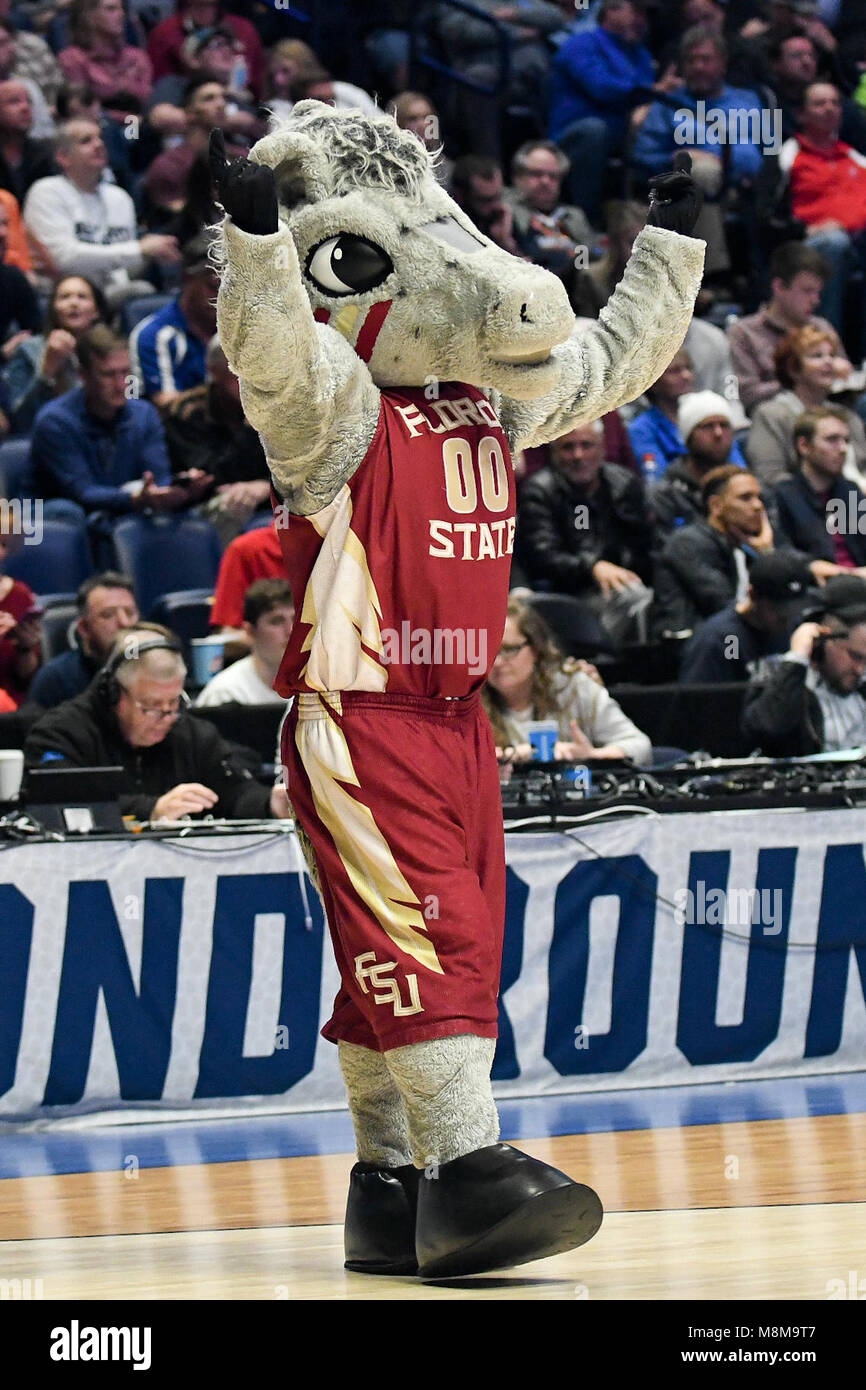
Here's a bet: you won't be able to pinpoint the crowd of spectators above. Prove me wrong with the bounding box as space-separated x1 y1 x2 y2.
3 0 866 801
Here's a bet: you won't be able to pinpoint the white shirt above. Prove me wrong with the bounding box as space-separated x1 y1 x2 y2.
194 654 287 707
22 175 144 291
806 664 866 752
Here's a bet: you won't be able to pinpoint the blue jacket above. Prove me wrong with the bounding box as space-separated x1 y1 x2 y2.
550 27 655 141
129 297 207 400
28 646 98 708
31 387 171 514
632 85 766 185
629 406 748 477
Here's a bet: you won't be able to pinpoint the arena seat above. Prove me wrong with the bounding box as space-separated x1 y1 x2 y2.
191 701 285 768
0 439 34 501
4 522 94 596
523 591 614 657
119 294 174 335
111 516 223 616
610 682 752 759
149 589 215 659
39 603 78 661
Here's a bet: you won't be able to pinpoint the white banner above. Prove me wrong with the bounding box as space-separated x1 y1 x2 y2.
1 809 865 1122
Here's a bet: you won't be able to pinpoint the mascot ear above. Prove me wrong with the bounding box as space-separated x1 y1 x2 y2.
249 127 332 211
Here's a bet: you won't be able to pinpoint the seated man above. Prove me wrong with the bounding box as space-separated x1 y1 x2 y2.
728 240 852 415
653 465 773 635
449 156 520 256
195 578 293 707
774 408 866 573
25 624 290 821
550 0 657 225
163 336 271 543
31 325 213 527
632 25 765 275
516 420 653 645
678 548 810 683
129 234 218 410
26 570 139 709
143 77 246 218
505 140 597 282
23 117 180 304
772 82 866 340
649 391 745 536
742 604 866 756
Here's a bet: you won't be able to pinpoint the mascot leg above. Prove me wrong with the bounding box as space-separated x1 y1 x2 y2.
385 1034 603 1280
339 1040 419 1276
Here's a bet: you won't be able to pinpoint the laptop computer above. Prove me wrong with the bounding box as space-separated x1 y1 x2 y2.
23 765 128 833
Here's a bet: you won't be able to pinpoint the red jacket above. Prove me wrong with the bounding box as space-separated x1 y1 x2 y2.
779 134 866 233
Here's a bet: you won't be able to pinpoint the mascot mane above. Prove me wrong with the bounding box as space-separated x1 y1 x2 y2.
267 101 432 201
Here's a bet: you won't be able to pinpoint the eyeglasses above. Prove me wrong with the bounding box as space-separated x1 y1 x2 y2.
497 642 529 660
124 690 190 720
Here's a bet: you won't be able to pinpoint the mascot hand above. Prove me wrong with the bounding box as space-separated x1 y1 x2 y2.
647 153 703 237
209 129 278 237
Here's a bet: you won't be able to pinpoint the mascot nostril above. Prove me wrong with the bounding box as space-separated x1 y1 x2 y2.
211 103 705 1280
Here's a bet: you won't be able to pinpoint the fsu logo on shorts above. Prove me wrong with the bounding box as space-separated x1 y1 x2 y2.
354 951 423 1017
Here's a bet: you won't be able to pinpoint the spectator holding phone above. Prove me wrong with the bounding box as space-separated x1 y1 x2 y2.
742 605 866 755
31 325 213 531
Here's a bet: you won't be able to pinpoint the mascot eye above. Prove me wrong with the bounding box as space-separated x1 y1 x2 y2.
305 235 394 296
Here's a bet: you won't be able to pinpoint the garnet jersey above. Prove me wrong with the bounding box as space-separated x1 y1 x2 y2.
273 383 515 699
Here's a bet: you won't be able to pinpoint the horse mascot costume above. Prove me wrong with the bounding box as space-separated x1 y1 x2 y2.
210 103 704 1279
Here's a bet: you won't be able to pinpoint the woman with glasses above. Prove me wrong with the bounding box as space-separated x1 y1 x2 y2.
482 594 651 763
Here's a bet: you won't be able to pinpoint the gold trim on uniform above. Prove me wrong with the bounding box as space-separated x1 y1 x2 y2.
295 713 444 976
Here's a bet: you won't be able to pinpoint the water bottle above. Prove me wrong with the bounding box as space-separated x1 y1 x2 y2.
642 452 658 486
231 54 248 94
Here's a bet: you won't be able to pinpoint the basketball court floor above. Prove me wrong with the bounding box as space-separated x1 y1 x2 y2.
1 1072 864 1301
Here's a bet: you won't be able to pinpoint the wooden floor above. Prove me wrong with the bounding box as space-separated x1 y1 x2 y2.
1 1114 864 1299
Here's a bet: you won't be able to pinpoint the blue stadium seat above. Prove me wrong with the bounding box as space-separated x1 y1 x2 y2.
0 439 34 500
40 603 78 661
111 516 222 616
149 588 215 660
4 522 94 596
36 592 78 609
119 294 173 336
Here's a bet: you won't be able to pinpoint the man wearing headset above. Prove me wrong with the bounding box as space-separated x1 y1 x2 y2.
742 604 866 757
25 623 290 822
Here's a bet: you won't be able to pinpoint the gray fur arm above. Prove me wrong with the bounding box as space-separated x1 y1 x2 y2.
217 219 381 512
498 226 705 453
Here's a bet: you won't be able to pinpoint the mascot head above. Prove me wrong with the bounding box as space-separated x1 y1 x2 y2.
244 101 574 400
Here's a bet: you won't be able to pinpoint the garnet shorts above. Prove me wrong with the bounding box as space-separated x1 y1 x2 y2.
281 689 506 1051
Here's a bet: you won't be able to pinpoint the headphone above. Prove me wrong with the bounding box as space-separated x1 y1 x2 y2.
96 636 185 706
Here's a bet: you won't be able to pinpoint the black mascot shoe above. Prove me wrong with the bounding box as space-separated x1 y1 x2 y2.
416 1142 602 1279
344 1162 420 1275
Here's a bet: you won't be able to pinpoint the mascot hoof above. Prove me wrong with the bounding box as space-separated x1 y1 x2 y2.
344 1162 420 1275
416 1143 602 1279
